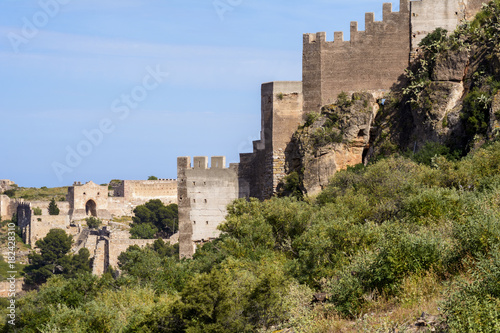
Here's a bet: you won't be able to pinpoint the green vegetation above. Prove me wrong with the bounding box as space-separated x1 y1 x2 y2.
48 198 59 215
130 200 178 239
10 186 67 201
2 189 15 198
5 3 500 332
23 229 91 288
6 141 500 331
148 175 158 180
32 207 42 216
277 171 304 199
85 216 102 229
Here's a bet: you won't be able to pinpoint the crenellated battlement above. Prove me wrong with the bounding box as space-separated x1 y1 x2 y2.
304 0 409 47
178 156 238 170
302 0 413 111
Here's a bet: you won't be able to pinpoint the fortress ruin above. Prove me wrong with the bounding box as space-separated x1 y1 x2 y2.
1 0 487 264
177 0 485 258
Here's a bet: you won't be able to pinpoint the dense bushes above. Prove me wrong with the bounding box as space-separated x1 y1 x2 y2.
7 142 500 331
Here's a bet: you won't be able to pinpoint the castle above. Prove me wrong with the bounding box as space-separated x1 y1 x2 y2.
1 0 486 266
177 0 485 258
1 179 177 275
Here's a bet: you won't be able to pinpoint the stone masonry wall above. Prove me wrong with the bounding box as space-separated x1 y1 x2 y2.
177 156 248 258
303 0 410 112
0 195 11 220
239 81 303 200
29 215 74 246
302 0 485 113
122 180 177 203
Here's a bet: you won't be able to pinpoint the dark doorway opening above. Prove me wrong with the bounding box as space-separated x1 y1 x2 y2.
85 200 97 217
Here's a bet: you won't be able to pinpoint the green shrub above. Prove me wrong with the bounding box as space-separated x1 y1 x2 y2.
85 217 102 229
277 171 304 199
48 198 60 215
2 189 15 198
400 187 463 225
445 248 500 332
130 223 158 239
368 224 444 292
461 88 491 136
408 141 460 166
304 112 320 127
33 207 42 216
336 91 351 107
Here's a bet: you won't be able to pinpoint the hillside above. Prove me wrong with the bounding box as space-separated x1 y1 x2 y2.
3 2 500 333
3 186 68 202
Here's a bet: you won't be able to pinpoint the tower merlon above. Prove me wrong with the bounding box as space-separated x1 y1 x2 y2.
211 156 226 169
383 3 393 19
334 31 344 42
365 12 375 26
193 156 208 169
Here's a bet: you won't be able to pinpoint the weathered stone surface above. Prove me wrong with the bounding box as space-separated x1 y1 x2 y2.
432 50 469 81
177 156 249 259
286 93 375 196
489 91 500 138
409 81 464 148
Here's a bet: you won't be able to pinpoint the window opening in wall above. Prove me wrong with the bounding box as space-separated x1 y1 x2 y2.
198 161 201 168
193 199 196 203
193 181 196 185
193 221 196 224
206 221 208 224
204 199 207 203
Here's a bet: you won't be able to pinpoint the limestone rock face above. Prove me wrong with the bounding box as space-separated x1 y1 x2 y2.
431 50 469 82
286 92 376 196
410 81 464 146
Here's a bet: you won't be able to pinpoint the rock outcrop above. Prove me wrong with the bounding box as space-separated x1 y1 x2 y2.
285 92 377 196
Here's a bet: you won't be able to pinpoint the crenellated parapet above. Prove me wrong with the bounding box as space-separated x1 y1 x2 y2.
304 1 409 47
303 0 411 112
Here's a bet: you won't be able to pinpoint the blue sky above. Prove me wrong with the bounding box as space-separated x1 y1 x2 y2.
0 0 400 188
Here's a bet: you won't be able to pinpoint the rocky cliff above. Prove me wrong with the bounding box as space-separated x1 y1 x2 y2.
284 2 500 197
284 92 377 196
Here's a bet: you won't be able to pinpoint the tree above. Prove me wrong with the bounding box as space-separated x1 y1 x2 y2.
48 198 60 215
148 175 158 180
24 229 91 287
2 189 16 198
130 223 158 239
131 200 178 239
85 216 102 229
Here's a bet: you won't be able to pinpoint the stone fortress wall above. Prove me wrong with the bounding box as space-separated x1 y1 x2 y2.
177 156 248 258
8 178 178 275
239 82 303 201
302 0 484 113
0 180 17 220
3 0 488 265
180 0 485 257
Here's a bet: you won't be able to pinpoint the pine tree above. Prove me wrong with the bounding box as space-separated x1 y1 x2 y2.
48 198 60 215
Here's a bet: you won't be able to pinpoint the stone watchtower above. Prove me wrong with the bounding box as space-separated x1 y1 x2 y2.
177 156 249 258
177 0 485 258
